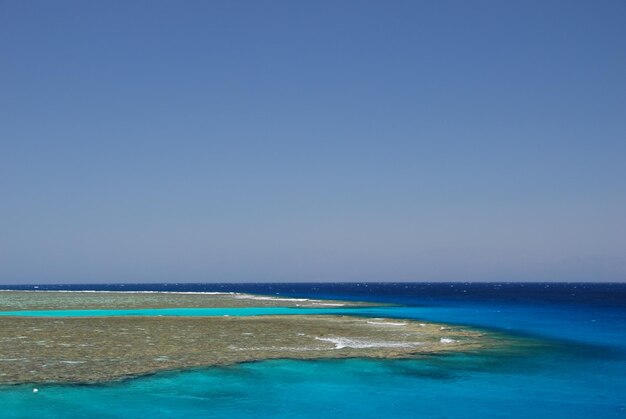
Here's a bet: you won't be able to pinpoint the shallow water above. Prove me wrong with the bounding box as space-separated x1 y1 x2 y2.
1 283 625 418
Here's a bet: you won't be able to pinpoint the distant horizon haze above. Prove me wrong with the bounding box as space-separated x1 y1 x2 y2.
1 1 625 284
1 279 625 286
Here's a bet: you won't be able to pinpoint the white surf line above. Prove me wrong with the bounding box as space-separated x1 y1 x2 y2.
0 289 360 313
232 294 311 302
232 294 349 305
0 290 236 295
0 290 337 303
231 346 327 352
366 321 407 326
315 337 422 349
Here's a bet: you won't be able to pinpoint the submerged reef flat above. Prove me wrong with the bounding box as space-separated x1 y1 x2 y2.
0 291 368 311
0 315 498 384
0 291 512 385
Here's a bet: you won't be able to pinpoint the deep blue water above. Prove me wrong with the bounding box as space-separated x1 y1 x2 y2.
1 282 625 418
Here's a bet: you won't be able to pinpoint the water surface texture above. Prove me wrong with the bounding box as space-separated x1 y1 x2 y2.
1 283 625 418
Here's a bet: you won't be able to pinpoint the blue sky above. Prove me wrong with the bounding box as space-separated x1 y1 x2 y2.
1 0 625 283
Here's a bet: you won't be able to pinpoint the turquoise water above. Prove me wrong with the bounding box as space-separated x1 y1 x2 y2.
4 355 620 419
1 319 623 419
1 283 625 418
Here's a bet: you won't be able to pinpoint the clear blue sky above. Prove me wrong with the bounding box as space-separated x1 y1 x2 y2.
1 0 625 283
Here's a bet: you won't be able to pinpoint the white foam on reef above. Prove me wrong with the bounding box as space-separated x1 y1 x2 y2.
233 294 311 302
233 346 325 352
234 295 347 305
0 290 235 295
440 338 455 344
0 289 348 309
366 321 407 326
0 290 334 305
315 337 420 349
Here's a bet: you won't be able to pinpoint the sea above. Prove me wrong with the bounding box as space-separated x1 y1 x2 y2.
1 282 625 418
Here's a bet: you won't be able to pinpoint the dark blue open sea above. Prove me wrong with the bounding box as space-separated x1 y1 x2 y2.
1 282 625 418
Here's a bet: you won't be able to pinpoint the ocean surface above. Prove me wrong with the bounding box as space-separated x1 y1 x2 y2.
1 282 625 418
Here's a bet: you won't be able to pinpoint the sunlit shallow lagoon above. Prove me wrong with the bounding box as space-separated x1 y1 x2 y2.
1 283 625 418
